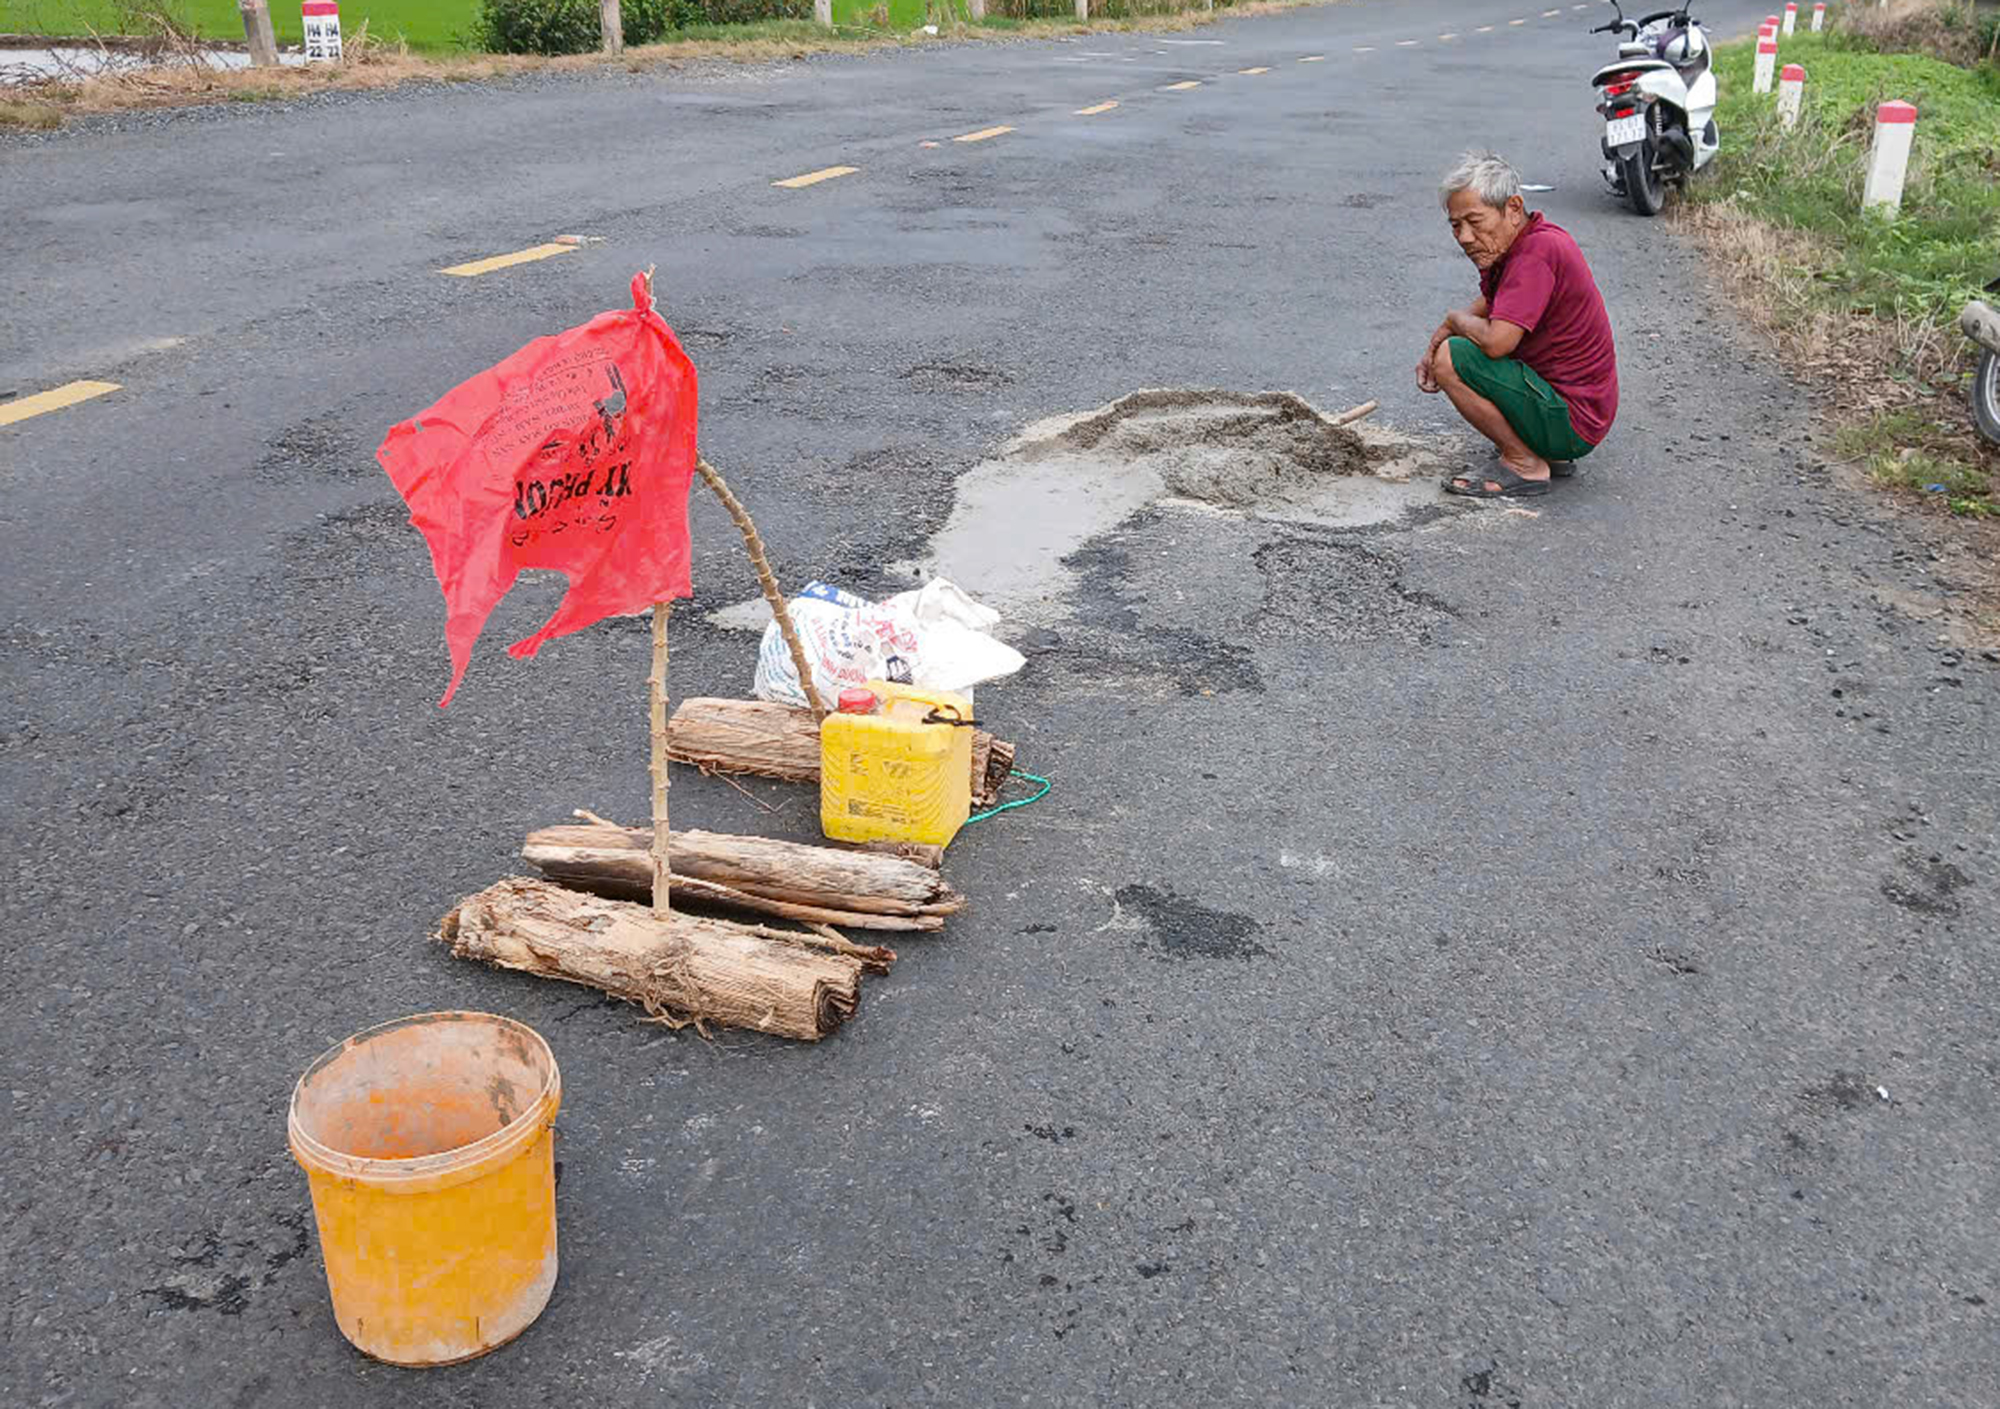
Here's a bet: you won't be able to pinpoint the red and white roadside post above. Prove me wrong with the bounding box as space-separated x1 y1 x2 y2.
301 0 342 59
1753 30 1779 92
1782 1 1797 34
1777 63 1805 128
1811 2 1825 30
1862 100 1916 214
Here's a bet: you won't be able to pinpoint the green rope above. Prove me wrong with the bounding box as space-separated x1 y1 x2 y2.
963 769 1051 826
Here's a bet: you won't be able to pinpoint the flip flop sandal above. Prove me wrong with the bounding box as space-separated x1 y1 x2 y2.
1444 465 1552 499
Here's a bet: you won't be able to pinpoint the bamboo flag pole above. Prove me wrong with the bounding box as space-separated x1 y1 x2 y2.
694 457 827 722
640 264 672 920
638 261 832 920
649 600 672 918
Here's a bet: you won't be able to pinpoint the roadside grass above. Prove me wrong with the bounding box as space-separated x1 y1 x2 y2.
0 0 1283 50
1834 409 1999 516
1677 23 1999 517
0 0 473 49
0 97 62 123
0 0 1313 122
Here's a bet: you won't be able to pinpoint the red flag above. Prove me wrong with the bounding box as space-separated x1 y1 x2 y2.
377 273 699 706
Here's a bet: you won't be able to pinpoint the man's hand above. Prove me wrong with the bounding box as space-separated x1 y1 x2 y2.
1416 321 1450 394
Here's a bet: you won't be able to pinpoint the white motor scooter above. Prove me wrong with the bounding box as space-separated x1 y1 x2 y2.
1589 0 1720 215
1962 274 2000 445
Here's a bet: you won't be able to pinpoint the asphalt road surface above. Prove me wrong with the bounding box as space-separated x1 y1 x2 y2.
5 1 1998 1404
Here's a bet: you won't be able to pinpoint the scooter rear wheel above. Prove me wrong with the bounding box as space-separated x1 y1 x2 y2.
1974 348 2000 446
1622 148 1665 216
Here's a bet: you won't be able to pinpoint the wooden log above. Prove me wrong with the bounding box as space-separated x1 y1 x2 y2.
440 878 876 1041
666 697 1017 808
855 840 946 870
524 824 964 930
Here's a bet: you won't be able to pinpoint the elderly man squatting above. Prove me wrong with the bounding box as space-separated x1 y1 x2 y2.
1418 152 1620 498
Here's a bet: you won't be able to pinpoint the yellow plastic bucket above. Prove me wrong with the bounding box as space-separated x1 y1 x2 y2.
288 1011 561 1366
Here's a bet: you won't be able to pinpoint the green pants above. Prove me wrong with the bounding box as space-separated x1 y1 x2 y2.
1446 337 1596 463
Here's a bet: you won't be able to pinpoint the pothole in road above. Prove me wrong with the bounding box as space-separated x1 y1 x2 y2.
1253 537 1456 646
708 389 1458 633
889 388 1454 623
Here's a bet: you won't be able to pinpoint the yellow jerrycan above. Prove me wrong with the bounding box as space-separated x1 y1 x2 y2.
819 681 974 847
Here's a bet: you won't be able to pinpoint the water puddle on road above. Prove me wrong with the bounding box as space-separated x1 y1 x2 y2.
710 388 1456 632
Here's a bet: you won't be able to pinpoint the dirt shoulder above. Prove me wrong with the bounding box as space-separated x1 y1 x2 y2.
1669 13 2000 639
0 1 1316 124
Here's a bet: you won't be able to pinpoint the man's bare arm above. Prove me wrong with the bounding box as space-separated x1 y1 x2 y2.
1444 304 1525 359
1418 297 1495 392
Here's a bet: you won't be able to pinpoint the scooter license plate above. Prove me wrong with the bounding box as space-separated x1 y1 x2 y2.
1605 113 1646 146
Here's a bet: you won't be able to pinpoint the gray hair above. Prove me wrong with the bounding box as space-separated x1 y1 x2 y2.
1438 151 1522 210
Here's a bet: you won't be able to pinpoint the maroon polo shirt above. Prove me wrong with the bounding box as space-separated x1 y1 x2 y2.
1479 213 1620 445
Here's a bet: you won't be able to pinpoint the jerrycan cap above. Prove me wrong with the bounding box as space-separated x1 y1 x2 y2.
836 688 880 714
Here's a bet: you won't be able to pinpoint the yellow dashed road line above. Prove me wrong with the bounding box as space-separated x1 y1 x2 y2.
1075 100 1118 114
1542 8 1561 15
1396 37 1420 45
1163 79 1202 90
1239 65 1270 74
1300 53 1325 60
1476 22 1495 30
1509 16 1527 23
1439 31 1457 38
1354 44 1375 51
773 165 858 188
0 380 120 428
441 243 574 277
954 125 1014 142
